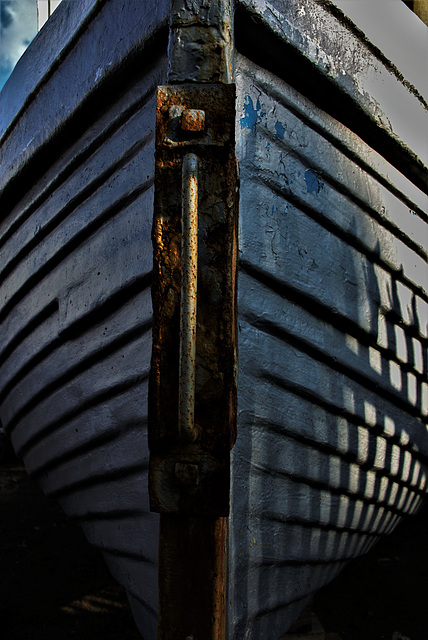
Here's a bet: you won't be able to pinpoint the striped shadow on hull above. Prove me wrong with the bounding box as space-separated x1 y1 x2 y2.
229 46 427 638
1 1 427 638
0 1 171 635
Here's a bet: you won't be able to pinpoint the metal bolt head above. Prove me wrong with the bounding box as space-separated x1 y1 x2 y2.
181 109 205 132
175 462 199 486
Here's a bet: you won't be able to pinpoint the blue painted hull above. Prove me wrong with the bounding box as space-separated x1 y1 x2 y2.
1 1 426 638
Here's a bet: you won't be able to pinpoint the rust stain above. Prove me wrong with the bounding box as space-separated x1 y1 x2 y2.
150 81 237 640
179 153 199 444
181 108 206 132
149 84 238 517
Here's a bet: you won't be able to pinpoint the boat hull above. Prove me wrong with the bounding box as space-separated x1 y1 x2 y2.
1 1 427 638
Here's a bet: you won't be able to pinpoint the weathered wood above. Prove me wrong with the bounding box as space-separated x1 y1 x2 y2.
0 2 427 639
158 516 227 640
235 0 428 191
168 0 233 83
229 17 427 636
150 83 238 517
0 3 169 635
150 3 237 638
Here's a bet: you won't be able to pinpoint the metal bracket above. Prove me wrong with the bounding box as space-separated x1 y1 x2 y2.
149 84 238 516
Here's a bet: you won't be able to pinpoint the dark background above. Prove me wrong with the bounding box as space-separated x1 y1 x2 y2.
1 444 427 640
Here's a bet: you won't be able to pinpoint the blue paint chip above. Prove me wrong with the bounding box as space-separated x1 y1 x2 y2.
305 169 323 195
274 121 286 140
240 96 263 133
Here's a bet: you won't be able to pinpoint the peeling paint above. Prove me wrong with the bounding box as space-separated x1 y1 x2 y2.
240 95 263 132
266 203 287 218
274 121 286 140
304 168 323 195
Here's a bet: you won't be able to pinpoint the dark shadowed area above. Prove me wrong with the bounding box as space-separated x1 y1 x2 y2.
0 445 141 640
1 442 428 639
313 503 428 640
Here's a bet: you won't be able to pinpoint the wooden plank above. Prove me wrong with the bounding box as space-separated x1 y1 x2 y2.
232 20 427 636
0 3 169 637
236 0 428 185
25 386 148 480
236 59 427 295
8 328 151 452
0 0 169 191
235 55 427 219
0 94 157 275
239 273 426 415
0 189 154 354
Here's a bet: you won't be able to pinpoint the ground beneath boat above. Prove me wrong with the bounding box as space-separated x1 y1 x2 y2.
1 445 427 640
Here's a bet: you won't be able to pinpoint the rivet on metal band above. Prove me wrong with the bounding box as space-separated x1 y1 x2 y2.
179 153 199 443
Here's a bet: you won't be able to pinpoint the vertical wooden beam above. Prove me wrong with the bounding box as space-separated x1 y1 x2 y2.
158 517 227 640
149 2 237 639
168 0 233 84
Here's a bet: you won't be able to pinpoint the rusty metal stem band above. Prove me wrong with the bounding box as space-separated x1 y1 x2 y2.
179 153 199 443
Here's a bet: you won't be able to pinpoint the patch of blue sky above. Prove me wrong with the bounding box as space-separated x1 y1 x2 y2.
0 0 37 91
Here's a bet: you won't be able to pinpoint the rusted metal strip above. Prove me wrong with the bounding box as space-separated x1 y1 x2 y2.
149 80 237 640
149 83 237 517
179 153 199 444
149 2 237 639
